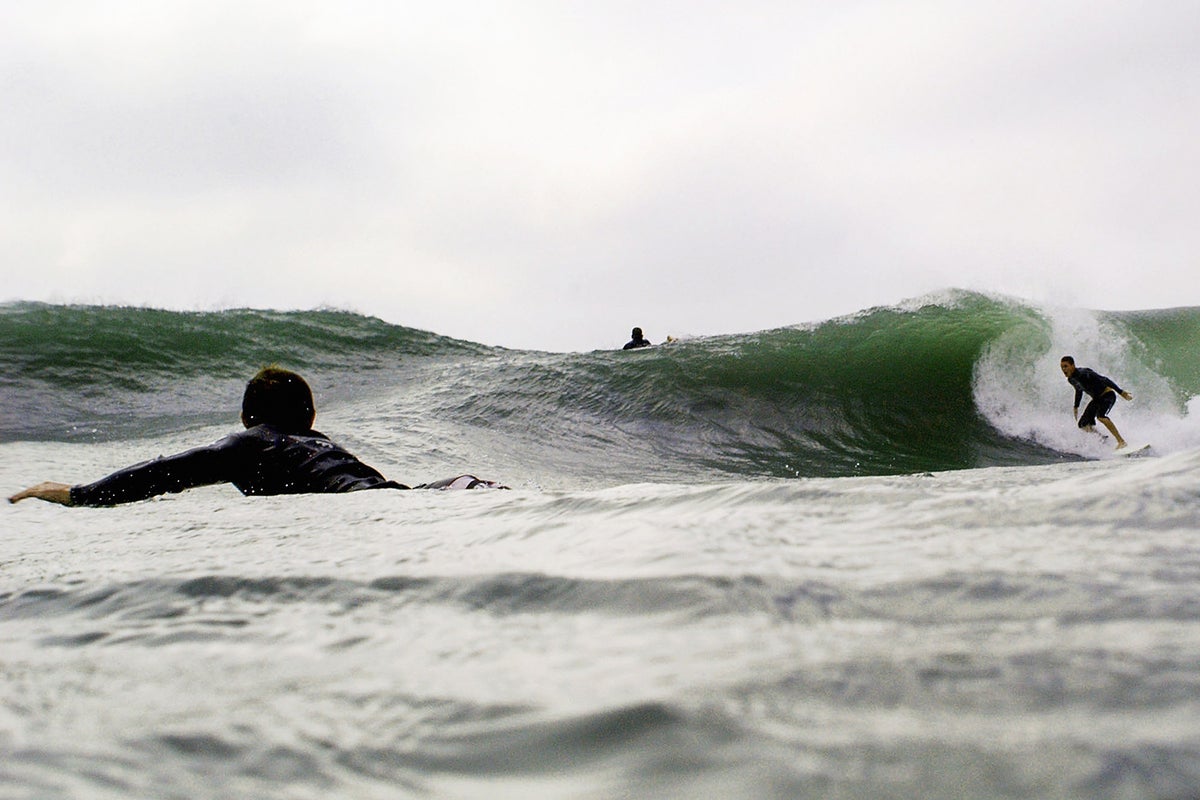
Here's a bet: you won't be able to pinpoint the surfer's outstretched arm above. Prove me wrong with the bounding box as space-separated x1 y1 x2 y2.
8 482 73 505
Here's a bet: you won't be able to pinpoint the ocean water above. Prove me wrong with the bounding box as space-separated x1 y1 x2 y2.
3 290 1200 799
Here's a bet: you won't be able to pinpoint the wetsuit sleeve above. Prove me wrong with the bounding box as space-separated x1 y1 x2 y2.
1069 378 1084 409
69 436 246 506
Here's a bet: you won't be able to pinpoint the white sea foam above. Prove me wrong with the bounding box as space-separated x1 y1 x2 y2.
974 303 1200 457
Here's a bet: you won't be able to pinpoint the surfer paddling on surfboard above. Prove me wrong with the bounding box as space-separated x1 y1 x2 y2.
1059 356 1134 450
623 327 652 350
9 366 505 507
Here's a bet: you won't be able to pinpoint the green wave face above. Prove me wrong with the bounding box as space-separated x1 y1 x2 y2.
492 291 1064 478
1114 308 1200 401
3 293 1197 480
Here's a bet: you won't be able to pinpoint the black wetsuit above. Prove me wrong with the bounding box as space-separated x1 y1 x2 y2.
623 337 651 350
70 424 407 506
1068 367 1124 428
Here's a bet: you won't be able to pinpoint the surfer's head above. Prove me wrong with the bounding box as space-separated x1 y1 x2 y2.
632 327 643 340
1059 355 1076 377
241 366 316 433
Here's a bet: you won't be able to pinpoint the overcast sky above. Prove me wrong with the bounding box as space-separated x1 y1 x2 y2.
2 1 1196 351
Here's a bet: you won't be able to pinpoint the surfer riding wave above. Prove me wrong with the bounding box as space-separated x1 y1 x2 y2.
1060 356 1134 450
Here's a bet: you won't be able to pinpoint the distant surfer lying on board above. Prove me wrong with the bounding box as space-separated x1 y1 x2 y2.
1059 356 1133 450
623 327 652 350
8 367 505 507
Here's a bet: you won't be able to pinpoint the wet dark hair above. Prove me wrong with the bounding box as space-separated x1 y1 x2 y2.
241 366 315 433
632 327 643 338
1060 355 1075 365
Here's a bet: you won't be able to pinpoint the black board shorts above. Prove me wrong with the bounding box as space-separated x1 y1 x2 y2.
1078 390 1117 428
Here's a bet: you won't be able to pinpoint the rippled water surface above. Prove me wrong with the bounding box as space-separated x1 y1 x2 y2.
5 446 1200 799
